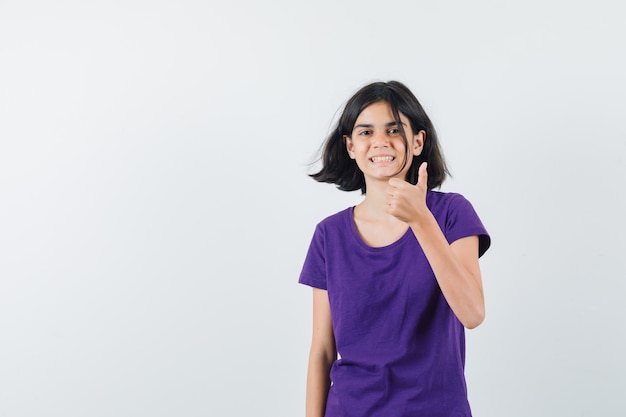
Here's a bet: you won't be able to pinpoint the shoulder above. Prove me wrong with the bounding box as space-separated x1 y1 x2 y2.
315 206 353 230
307 206 355 250
427 190 491 256
426 190 472 214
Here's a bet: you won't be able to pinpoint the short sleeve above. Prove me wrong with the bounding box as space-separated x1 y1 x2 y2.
445 194 491 258
298 224 328 290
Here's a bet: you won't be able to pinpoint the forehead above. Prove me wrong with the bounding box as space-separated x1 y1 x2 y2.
354 101 408 125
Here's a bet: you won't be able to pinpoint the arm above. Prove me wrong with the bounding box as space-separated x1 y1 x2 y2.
305 288 337 417
387 163 485 329
409 222 484 329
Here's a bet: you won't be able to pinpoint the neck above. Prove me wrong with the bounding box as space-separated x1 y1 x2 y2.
357 179 396 221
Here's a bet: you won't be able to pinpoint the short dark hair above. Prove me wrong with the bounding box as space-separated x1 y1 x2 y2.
310 80 449 193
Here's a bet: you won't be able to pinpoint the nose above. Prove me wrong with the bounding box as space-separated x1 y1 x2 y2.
371 131 390 147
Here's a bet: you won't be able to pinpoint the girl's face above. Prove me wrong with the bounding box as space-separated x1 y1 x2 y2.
344 101 424 184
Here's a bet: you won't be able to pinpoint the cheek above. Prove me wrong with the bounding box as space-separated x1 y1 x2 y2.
346 143 358 159
349 141 365 153
393 138 408 151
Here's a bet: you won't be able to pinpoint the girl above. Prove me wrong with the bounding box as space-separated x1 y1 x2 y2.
299 81 491 417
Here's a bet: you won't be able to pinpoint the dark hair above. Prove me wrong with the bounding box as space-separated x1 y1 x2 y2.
310 80 449 193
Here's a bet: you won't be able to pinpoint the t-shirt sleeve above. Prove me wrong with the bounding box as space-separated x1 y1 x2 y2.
445 194 491 258
298 224 328 290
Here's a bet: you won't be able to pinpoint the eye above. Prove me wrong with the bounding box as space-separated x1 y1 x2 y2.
388 127 400 135
358 130 372 136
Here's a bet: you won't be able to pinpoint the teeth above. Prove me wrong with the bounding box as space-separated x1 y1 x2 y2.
371 156 394 162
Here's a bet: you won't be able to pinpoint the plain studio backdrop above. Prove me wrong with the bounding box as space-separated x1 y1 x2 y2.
1 1 624 416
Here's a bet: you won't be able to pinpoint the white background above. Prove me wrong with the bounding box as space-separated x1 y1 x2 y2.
1 1 625 416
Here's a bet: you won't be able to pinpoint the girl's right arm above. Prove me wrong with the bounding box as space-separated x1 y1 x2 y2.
305 288 337 417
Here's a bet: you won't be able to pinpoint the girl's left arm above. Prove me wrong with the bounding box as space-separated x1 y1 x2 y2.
387 163 485 329
409 219 484 329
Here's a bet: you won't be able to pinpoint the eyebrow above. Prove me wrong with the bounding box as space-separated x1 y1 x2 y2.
353 121 406 129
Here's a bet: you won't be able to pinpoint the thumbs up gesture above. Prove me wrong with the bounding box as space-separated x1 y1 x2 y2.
385 162 430 224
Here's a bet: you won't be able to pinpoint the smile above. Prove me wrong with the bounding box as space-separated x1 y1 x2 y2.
370 156 395 162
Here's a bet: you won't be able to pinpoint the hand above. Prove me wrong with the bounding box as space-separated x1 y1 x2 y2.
385 162 430 223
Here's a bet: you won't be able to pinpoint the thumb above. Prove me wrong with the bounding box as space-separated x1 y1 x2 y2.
417 162 428 188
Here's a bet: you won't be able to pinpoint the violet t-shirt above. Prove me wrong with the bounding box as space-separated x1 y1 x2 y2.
299 191 491 417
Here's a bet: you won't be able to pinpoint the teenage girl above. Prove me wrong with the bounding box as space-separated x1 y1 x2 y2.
299 81 491 417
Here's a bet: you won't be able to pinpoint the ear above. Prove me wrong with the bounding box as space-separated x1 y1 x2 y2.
344 135 356 159
412 130 426 156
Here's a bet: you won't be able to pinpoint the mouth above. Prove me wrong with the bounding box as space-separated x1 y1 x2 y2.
370 156 395 163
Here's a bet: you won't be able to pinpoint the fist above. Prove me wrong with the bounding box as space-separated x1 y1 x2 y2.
385 162 429 223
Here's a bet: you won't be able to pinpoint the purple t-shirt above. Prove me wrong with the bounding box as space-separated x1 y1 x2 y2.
299 191 491 417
